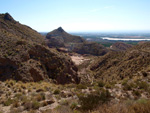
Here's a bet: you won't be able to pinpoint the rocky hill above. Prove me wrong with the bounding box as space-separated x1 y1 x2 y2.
46 27 109 56
0 13 80 84
90 42 150 82
110 42 133 51
46 27 85 47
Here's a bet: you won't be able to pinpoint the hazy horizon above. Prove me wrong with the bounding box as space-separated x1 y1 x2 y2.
0 0 150 32
40 30 150 34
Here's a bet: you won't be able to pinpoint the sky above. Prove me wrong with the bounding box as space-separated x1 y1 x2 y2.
0 0 150 32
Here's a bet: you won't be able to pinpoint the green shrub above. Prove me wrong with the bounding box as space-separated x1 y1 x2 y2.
136 81 149 91
133 90 141 97
32 101 40 110
122 79 128 86
12 100 20 108
98 80 105 87
14 93 22 99
3 98 14 106
105 83 111 89
60 99 69 105
41 101 48 107
123 84 132 90
70 102 78 110
53 89 60 94
36 93 45 101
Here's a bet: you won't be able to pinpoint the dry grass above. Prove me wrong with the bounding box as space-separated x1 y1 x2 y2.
92 99 150 113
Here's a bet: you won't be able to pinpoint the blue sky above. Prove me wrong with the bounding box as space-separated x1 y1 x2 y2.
0 0 150 32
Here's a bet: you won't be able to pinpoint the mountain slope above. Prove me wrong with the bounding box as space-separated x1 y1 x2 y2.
0 13 45 44
110 42 133 51
0 13 80 84
90 42 150 82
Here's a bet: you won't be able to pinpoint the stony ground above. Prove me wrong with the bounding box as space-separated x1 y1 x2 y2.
70 54 90 65
0 76 150 113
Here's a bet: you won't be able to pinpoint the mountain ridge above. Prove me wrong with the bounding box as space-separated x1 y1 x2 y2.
0 13 80 84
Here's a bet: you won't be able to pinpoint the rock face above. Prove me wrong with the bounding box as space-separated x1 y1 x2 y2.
90 42 150 82
4 13 15 22
46 27 85 47
110 42 133 51
0 13 80 84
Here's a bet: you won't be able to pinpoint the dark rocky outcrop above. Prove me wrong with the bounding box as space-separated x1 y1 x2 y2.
0 13 80 84
4 13 15 22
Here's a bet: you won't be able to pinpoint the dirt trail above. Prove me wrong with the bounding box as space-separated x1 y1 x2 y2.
70 54 95 84
70 55 89 65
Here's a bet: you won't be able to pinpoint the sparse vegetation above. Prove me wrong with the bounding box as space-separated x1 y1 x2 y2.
76 84 87 89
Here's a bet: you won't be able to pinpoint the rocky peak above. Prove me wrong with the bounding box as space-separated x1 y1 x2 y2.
4 13 15 22
57 27 64 32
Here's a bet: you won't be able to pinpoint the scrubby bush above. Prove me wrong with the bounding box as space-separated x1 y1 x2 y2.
78 89 111 111
98 80 105 87
12 100 20 108
36 93 45 101
3 98 14 106
123 84 132 91
105 83 112 89
136 81 149 91
133 90 141 97
54 89 60 94
70 102 78 110
122 79 128 86
32 101 41 110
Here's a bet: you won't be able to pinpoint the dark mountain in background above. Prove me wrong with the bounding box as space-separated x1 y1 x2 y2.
0 13 80 84
46 27 85 47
